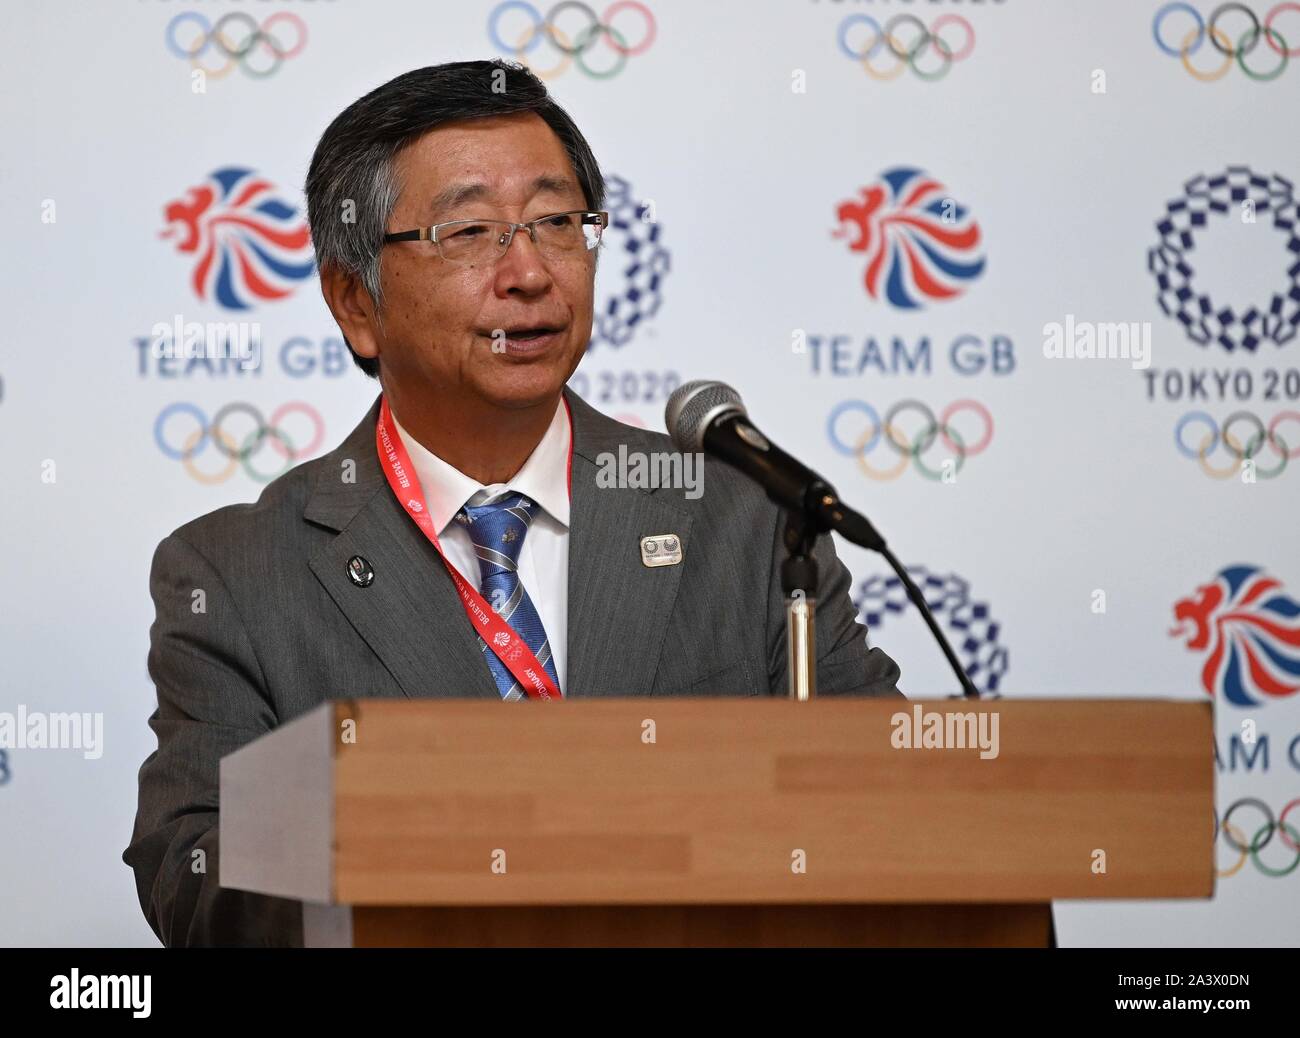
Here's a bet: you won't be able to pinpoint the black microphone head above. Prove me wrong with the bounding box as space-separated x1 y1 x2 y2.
665 380 747 451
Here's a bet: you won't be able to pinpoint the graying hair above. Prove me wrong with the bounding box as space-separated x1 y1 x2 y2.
305 59 606 378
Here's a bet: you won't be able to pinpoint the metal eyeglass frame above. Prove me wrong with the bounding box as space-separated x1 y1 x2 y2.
382 210 609 263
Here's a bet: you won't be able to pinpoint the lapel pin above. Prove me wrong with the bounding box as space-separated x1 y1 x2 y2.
347 555 375 587
640 534 683 568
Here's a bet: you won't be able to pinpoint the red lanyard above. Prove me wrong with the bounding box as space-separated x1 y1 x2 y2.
375 395 572 701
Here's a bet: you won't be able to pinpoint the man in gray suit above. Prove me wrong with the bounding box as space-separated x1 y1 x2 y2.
124 60 901 948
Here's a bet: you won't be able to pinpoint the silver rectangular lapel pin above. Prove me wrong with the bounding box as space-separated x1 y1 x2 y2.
640 533 683 568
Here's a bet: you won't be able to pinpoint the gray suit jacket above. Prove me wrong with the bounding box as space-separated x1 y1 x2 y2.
123 389 902 947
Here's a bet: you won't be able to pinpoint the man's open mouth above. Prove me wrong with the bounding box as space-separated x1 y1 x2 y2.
479 325 569 353
502 327 561 340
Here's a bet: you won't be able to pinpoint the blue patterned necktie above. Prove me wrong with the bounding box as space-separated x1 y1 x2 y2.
455 493 562 700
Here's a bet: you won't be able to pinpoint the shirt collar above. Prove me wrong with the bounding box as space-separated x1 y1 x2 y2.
390 398 571 537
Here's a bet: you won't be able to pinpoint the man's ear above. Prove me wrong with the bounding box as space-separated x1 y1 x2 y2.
319 263 381 362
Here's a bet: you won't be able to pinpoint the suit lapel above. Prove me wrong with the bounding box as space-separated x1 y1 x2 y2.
305 396 499 700
304 389 691 700
563 389 692 697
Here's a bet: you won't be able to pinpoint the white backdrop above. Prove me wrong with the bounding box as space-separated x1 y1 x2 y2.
1 0 1297 946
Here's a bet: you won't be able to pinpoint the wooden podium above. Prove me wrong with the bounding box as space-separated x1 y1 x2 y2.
219 698 1212 947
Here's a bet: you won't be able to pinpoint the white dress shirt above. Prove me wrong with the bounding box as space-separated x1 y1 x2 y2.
391 400 570 692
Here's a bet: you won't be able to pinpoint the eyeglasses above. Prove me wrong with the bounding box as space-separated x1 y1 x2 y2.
382 210 608 267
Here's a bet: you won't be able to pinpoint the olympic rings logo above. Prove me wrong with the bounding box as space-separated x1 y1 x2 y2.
827 400 993 481
1174 411 1300 478
164 12 308 80
836 14 975 81
1216 797 1300 878
1153 3 1299 80
154 402 325 484
488 1 656 80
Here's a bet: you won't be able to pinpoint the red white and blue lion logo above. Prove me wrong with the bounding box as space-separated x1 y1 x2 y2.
832 167 985 310
160 167 314 310
1171 565 1300 707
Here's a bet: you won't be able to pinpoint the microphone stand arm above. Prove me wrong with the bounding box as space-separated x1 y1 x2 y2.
780 509 819 701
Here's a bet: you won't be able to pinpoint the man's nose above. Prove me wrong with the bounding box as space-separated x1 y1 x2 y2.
493 227 553 295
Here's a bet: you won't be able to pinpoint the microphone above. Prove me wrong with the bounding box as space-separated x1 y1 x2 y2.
666 379 982 699
665 380 884 551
